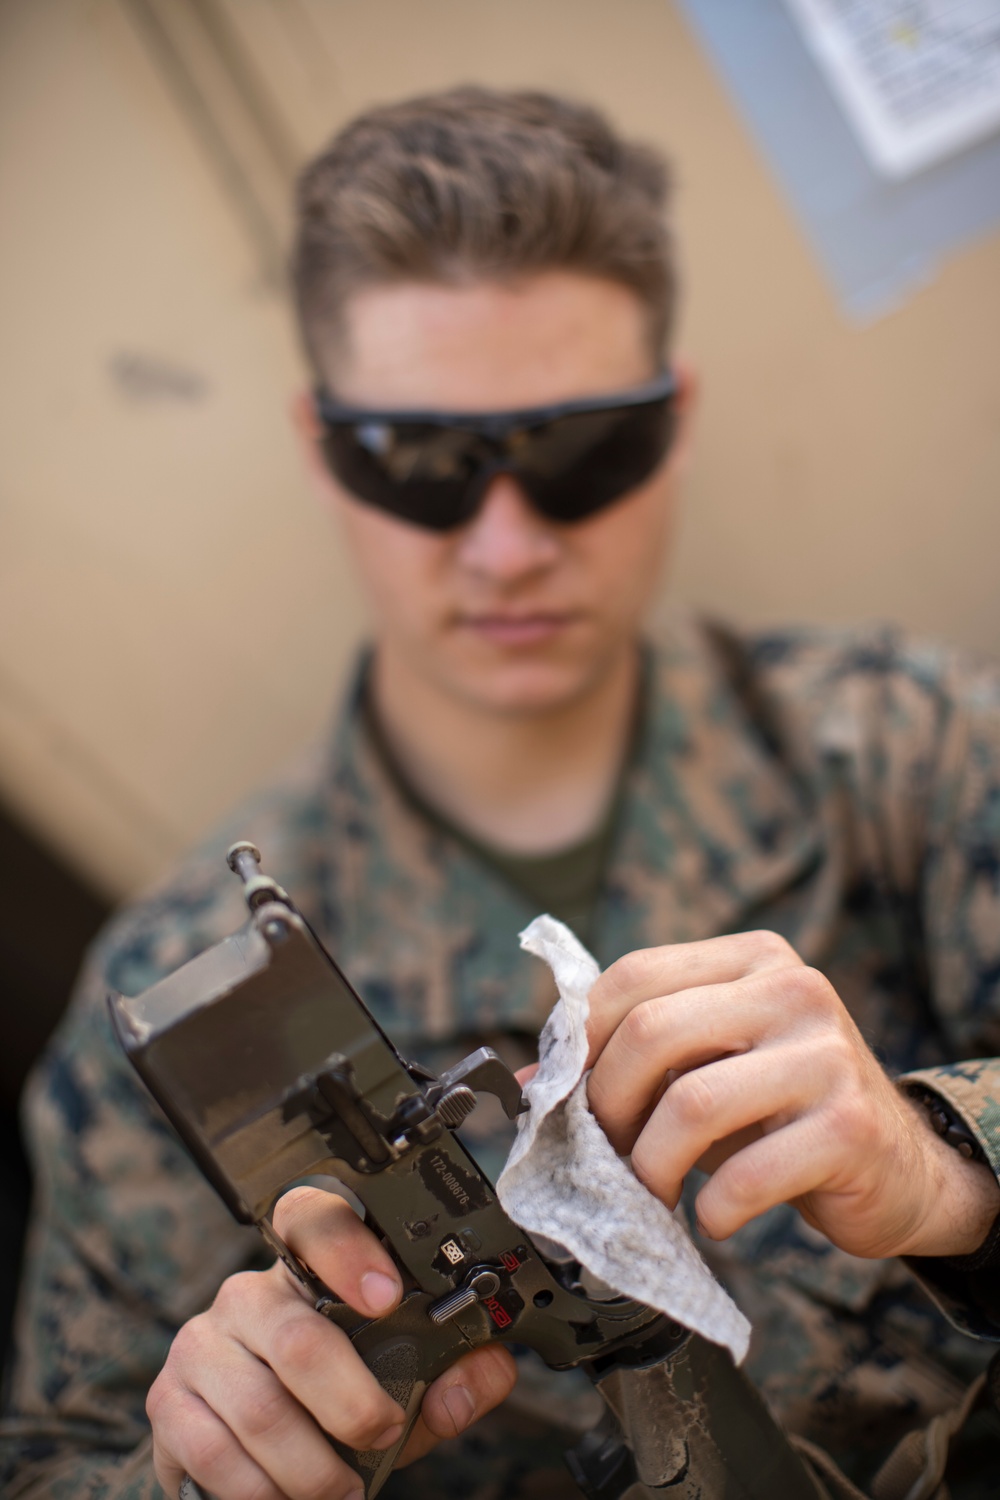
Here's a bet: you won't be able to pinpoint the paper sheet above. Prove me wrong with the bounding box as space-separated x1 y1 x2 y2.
783 0 1000 178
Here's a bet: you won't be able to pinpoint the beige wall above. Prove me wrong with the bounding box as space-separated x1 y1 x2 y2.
2 0 999 899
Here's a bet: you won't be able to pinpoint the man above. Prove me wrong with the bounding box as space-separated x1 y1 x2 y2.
3 87 1000 1500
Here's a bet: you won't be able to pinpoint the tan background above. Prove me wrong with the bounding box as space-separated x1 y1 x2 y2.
1 0 998 900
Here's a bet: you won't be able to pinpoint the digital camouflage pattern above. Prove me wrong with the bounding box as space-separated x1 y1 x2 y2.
3 615 1000 1498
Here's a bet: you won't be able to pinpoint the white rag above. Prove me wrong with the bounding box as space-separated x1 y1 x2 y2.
496 915 750 1363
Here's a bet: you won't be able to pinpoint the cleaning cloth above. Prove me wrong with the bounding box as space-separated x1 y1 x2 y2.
496 915 751 1363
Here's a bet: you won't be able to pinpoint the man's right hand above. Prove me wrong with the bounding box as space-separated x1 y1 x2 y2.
147 1185 518 1500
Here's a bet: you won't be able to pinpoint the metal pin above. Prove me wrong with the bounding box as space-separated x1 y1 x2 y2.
226 841 262 883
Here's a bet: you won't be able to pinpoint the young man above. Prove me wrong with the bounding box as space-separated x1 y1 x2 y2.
3 88 1000 1500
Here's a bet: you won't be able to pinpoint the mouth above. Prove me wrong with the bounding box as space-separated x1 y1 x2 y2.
456 611 581 647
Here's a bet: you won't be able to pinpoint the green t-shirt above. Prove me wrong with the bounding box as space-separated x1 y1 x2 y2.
361 666 647 946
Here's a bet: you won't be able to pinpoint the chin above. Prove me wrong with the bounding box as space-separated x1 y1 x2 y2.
446 654 614 718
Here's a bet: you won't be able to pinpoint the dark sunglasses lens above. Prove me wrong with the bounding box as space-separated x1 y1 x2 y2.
320 421 485 530
516 398 677 522
319 389 677 531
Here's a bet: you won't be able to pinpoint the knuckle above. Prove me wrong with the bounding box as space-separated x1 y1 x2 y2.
168 1311 213 1369
618 997 665 1054
272 1183 322 1237
801 964 835 1002
213 1269 264 1317
605 947 659 999
745 928 795 965
147 1384 234 1486
824 1028 860 1074
780 964 833 1012
145 1370 178 1429
668 1070 716 1129
239 1378 295 1443
829 1090 871 1145
185 1419 232 1481
340 1388 396 1449
269 1313 323 1374
724 1151 768 1208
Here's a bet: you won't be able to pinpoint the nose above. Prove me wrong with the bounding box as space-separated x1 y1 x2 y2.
455 473 561 584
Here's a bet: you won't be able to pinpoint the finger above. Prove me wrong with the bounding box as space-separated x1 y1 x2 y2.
587 968 824 1150
273 1185 403 1317
587 979 755 1149
209 1268 405 1451
150 1383 286 1500
694 1112 851 1241
187 1321 380 1500
398 1345 518 1465
586 930 802 1064
626 1044 824 1208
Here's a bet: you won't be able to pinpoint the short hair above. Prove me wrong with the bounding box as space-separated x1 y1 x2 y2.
291 86 676 377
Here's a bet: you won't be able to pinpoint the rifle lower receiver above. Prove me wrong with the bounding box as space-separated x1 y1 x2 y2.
109 843 826 1500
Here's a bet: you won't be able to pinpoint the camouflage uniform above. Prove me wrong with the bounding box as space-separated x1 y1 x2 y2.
3 616 1000 1498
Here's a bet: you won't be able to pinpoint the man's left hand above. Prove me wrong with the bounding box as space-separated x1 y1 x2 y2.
585 932 1000 1260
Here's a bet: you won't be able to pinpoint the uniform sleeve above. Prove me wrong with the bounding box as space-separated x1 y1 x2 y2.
0 912 262 1498
890 644 1000 1337
897 1060 1000 1338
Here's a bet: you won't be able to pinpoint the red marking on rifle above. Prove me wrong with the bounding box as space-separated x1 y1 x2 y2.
485 1297 512 1329
500 1249 520 1272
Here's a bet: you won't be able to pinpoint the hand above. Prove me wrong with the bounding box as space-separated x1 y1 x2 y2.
148 1186 516 1500
584 931 1000 1261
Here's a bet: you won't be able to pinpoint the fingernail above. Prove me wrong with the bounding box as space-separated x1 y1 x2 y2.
360 1270 400 1314
345 1491 364 1500
371 1421 404 1450
442 1384 476 1434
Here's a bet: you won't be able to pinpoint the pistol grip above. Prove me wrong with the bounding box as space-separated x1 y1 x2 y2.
334 1341 426 1498
322 1288 477 1499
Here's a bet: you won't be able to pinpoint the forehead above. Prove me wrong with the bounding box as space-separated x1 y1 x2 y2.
329 271 654 411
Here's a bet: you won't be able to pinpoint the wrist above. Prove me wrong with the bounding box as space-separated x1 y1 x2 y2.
897 1087 1000 1258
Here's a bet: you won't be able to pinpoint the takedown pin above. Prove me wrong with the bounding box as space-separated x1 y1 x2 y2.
227 840 293 921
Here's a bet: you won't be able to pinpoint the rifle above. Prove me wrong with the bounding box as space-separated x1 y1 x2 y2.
108 842 826 1499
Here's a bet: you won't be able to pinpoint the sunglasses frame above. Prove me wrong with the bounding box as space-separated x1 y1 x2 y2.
313 369 678 435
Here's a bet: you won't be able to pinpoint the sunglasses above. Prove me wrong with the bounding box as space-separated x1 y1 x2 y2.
313 370 678 532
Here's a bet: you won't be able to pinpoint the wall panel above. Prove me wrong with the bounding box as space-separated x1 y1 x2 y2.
1 0 997 895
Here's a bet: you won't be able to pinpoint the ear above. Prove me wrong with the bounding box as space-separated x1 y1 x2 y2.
289 388 341 504
666 356 699 475
290 386 320 447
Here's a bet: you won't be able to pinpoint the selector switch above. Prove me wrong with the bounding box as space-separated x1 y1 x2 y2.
428 1269 502 1325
